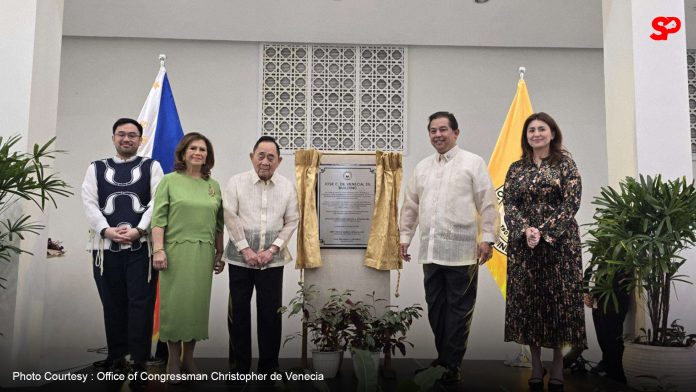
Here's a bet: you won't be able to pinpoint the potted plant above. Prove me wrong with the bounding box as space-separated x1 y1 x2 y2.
347 292 423 381
1 135 71 288
347 293 383 346
585 175 696 391
346 293 384 381
371 303 422 377
280 283 353 378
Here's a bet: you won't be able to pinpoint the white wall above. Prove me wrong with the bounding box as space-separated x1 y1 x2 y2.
0 1 64 383
62 0 604 49
46 36 611 370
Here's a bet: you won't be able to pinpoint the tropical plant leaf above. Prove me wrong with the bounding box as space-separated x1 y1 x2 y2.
0 134 72 285
584 174 696 345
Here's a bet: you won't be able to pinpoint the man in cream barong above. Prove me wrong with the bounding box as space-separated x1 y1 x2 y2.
399 111 499 384
222 136 300 376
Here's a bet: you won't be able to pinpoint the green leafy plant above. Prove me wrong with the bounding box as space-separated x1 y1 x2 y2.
346 291 423 385
372 304 423 357
585 175 696 346
0 135 72 288
346 292 423 357
279 282 353 352
346 292 384 353
635 319 696 347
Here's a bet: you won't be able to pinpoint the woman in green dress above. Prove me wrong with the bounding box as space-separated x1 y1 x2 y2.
151 132 225 378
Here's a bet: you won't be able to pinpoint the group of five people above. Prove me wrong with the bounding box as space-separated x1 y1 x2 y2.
83 111 618 391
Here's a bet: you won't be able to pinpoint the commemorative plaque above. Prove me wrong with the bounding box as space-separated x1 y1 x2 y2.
318 164 376 248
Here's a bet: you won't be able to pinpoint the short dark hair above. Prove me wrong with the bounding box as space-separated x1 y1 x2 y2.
427 111 458 131
253 136 281 156
520 112 569 165
173 132 215 180
112 118 143 136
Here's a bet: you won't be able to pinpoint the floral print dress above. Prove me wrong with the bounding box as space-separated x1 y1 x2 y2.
503 156 587 349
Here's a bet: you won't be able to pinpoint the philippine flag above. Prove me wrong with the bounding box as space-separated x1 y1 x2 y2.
137 62 184 173
136 58 183 349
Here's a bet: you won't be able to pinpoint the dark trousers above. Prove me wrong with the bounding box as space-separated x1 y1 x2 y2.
423 263 478 368
593 292 630 383
92 247 157 365
228 264 284 373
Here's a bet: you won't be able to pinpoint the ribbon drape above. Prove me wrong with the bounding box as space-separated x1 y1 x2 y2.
294 149 323 269
364 151 403 271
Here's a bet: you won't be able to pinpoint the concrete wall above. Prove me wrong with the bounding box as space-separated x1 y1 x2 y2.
62 0 604 49
43 36 612 370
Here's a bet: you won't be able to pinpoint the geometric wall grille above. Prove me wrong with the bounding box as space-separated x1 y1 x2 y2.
311 45 357 150
260 43 407 152
688 50 696 160
261 45 308 150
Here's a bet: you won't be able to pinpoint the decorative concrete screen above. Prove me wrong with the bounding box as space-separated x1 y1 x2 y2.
260 44 407 152
688 50 696 160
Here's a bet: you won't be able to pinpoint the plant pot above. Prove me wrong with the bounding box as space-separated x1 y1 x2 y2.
623 342 696 392
312 350 343 378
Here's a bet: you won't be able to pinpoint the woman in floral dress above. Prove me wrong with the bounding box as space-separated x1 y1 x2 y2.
503 112 587 392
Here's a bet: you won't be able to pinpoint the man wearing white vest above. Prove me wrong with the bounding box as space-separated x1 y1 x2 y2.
81 118 163 380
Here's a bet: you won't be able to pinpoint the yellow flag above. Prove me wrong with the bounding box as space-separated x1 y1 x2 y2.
486 78 533 300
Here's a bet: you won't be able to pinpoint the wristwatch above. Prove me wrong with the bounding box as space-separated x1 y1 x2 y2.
136 228 147 238
100 228 107 238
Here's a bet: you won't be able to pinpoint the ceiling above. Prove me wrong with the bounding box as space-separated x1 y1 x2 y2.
62 0 696 49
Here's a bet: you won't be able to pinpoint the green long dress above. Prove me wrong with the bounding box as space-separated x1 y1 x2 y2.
151 171 223 342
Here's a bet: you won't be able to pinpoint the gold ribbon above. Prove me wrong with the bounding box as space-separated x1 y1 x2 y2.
294 149 323 269
364 151 403 272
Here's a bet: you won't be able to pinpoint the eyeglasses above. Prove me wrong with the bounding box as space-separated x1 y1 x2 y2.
114 132 141 139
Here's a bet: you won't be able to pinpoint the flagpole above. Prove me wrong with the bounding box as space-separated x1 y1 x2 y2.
140 52 184 363
500 66 533 368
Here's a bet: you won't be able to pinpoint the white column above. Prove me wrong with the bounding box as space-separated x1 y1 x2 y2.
630 2 692 180
603 0 692 184
602 0 638 186
602 0 695 335
0 0 64 386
